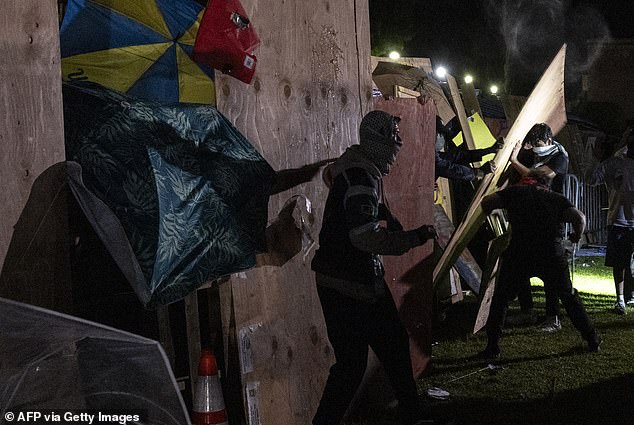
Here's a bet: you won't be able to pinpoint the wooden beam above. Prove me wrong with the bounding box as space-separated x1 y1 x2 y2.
433 45 568 286
447 73 476 150
472 233 510 334
370 56 433 75
185 292 201 398
460 80 482 118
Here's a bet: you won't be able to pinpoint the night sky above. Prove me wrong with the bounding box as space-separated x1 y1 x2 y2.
369 0 634 96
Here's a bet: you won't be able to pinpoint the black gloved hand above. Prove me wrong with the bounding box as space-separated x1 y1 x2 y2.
478 160 497 175
415 224 437 244
484 137 504 155
490 137 504 152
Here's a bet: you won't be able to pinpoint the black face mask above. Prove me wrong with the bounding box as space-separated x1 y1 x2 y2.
359 112 403 175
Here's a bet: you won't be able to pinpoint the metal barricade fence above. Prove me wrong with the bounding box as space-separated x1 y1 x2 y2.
563 174 607 245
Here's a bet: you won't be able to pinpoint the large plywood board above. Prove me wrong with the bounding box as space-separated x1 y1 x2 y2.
433 45 568 285
376 98 436 378
0 0 65 271
500 95 527 127
215 1 372 424
0 0 68 310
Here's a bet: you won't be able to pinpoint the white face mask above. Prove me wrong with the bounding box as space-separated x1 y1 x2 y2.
533 144 557 156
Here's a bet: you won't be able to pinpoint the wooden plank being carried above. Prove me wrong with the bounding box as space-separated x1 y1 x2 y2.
473 233 510 334
446 73 476 151
501 95 527 127
460 79 482 118
433 45 569 286
433 204 482 295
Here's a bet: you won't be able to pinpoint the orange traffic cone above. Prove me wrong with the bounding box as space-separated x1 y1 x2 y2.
192 350 228 425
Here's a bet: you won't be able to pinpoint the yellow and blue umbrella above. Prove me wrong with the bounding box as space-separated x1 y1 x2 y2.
60 0 215 104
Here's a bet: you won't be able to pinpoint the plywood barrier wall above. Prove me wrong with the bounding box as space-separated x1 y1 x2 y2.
376 98 436 378
216 1 371 424
0 0 69 309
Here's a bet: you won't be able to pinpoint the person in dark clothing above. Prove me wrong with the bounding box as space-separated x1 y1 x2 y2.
311 110 436 425
434 117 501 277
507 123 570 331
479 169 601 358
435 116 500 181
510 123 569 193
589 126 634 314
435 150 496 181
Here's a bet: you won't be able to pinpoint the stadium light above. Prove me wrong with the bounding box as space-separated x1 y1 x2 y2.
435 66 447 79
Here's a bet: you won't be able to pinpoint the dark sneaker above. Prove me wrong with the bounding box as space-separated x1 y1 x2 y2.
540 315 562 333
588 334 603 353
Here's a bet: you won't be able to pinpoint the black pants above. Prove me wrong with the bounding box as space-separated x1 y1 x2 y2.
486 250 596 349
313 283 421 425
516 275 561 316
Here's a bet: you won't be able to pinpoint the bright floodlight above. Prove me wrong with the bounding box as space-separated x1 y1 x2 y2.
435 66 447 79
464 75 473 84
490 85 499 94
389 51 400 60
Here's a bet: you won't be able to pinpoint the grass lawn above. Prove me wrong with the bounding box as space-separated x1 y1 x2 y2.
347 257 634 425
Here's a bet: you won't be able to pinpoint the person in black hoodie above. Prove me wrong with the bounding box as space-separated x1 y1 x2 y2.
479 169 601 358
434 116 500 182
311 110 436 425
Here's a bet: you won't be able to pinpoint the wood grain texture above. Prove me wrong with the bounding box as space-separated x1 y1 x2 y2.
500 95 527 127
370 56 433 75
376 97 436 378
447 74 476 151
0 0 65 269
216 1 371 423
460 80 482 118
473 233 510 334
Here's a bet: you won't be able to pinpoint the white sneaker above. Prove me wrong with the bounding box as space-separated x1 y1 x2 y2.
541 315 561 332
